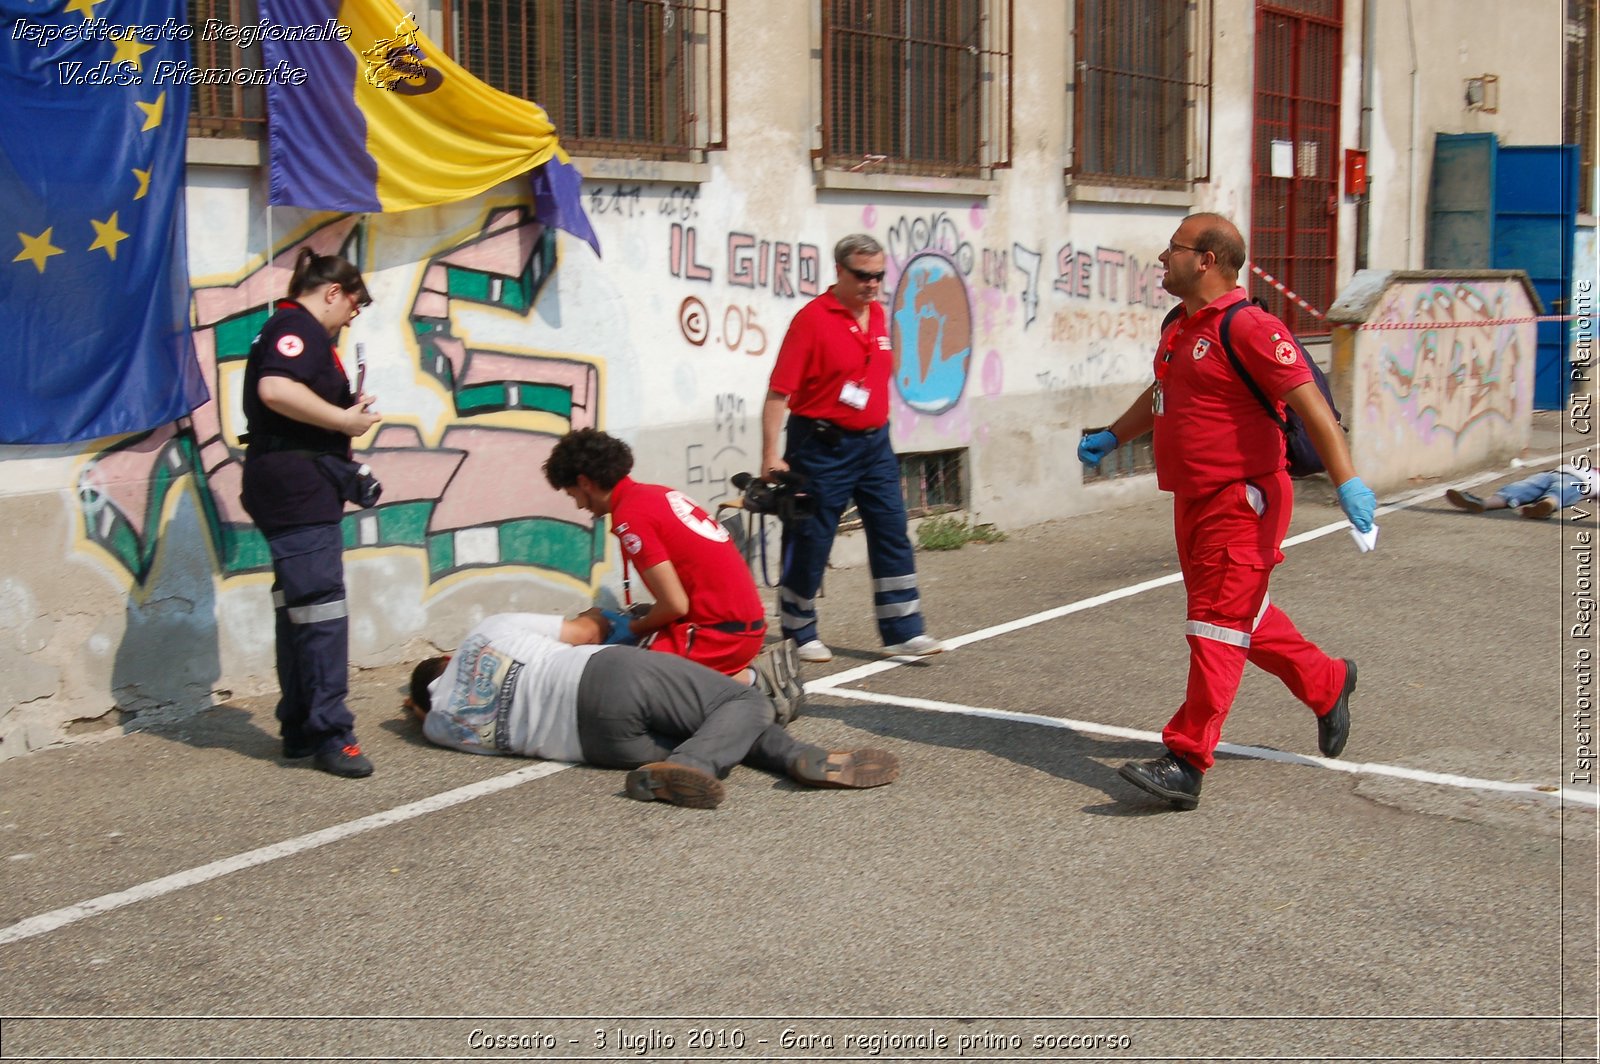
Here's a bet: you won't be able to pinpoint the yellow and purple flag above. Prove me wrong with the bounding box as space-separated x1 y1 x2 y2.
0 0 208 445
259 0 600 255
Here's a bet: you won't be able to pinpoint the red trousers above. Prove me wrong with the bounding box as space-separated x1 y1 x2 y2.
1162 472 1347 771
648 621 765 678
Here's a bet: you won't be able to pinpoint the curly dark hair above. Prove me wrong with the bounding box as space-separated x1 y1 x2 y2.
543 428 634 490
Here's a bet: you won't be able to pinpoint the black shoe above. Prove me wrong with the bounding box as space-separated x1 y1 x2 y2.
1117 752 1203 810
282 736 318 759
1444 488 1485 513
314 743 374 778
1318 659 1356 758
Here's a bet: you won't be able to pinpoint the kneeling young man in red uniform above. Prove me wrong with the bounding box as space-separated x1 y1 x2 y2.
545 429 769 680
1078 212 1378 810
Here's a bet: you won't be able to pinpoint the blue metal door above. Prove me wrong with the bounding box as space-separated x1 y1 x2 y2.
1428 134 1579 410
1493 144 1579 410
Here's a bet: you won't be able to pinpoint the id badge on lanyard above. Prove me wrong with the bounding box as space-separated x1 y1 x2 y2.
839 380 870 410
1153 342 1173 416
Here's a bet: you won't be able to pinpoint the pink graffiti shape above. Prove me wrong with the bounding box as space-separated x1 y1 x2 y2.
982 350 1003 398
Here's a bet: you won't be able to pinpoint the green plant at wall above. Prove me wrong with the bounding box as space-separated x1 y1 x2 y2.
916 515 1007 551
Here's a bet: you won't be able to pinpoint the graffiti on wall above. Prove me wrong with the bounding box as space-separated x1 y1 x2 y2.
1366 281 1527 438
667 222 823 355
1050 242 1170 345
76 207 609 591
890 252 974 415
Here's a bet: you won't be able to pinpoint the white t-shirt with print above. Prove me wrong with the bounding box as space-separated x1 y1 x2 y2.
423 614 605 760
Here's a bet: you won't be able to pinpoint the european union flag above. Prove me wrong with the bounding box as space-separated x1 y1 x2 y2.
0 0 207 445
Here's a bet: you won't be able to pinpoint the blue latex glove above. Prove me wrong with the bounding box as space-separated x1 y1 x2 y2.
600 608 639 646
1337 477 1377 533
1078 429 1119 467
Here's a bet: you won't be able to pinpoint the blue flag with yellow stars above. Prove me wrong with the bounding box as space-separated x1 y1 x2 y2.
0 0 207 445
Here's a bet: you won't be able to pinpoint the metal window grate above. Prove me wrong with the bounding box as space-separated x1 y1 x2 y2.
820 0 1012 178
1070 0 1212 188
1568 0 1597 213
899 448 964 517
445 0 726 160
186 0 266 139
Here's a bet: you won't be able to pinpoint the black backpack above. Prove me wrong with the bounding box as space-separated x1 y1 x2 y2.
1161 298 1343 478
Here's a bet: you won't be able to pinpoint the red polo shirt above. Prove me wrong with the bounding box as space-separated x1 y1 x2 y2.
609 477 765 628
1152 288 1313 496
770 289 894 430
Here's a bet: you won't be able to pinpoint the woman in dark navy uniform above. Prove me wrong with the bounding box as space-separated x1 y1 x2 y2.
241 248 381 778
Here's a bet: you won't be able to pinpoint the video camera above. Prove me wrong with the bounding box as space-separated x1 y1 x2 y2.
730 470 818 526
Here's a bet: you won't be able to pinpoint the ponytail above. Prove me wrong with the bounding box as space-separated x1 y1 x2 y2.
287 247 369 304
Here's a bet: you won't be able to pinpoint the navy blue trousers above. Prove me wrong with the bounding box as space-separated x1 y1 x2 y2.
265 523 356 753
779 419 925 646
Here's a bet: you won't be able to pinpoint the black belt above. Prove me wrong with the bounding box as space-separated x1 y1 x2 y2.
791 415 882 439
242 432 342 456
701 619 767 634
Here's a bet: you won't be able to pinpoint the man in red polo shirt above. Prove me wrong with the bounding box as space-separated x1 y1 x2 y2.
760 233 945 664
544 429 769 680
1078 212 1377 811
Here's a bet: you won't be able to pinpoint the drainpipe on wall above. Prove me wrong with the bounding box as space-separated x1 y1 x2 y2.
1356 0 1375 270
1405 0 1421 270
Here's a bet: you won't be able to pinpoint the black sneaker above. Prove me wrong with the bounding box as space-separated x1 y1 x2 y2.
1318 659 1356 758
282 735 318 759
1117 752 1203 810
1444 489 1485 513
314 743 374 778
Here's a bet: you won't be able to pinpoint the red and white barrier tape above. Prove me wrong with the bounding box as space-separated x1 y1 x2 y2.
1247 262 1326 320
1246 261 1587 329
1356 315 1586 330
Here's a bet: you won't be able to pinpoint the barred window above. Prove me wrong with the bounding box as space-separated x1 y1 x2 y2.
445 0 727 160
1568 0 1596 213
186 0 265 139
820 0 1012 179
1069 0 1212 188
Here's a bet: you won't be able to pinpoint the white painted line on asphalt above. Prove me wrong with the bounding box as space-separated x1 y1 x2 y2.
818 687 1597 808
0 760 574 948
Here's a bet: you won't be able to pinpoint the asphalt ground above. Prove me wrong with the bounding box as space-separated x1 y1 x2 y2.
2 416 1597 1063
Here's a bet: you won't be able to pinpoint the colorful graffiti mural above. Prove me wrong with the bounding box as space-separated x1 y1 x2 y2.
77 207 608 591
890 253 974 415
1367 281 1527 439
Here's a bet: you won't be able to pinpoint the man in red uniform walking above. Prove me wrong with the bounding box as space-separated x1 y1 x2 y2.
544 429 769 681
1078 213 1377 810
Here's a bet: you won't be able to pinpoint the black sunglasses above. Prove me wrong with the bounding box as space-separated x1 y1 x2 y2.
843 265 886 283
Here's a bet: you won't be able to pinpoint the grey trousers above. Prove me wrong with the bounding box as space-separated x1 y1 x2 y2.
576 647 817 778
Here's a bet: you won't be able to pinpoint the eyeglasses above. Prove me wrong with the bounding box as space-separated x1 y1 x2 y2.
843 265 886 283
1165 241 1206 257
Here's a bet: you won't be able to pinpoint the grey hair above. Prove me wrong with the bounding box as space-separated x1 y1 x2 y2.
834 233 884 265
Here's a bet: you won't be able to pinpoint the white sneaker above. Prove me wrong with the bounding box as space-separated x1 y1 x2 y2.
796 639 833 663
883 634 945 657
